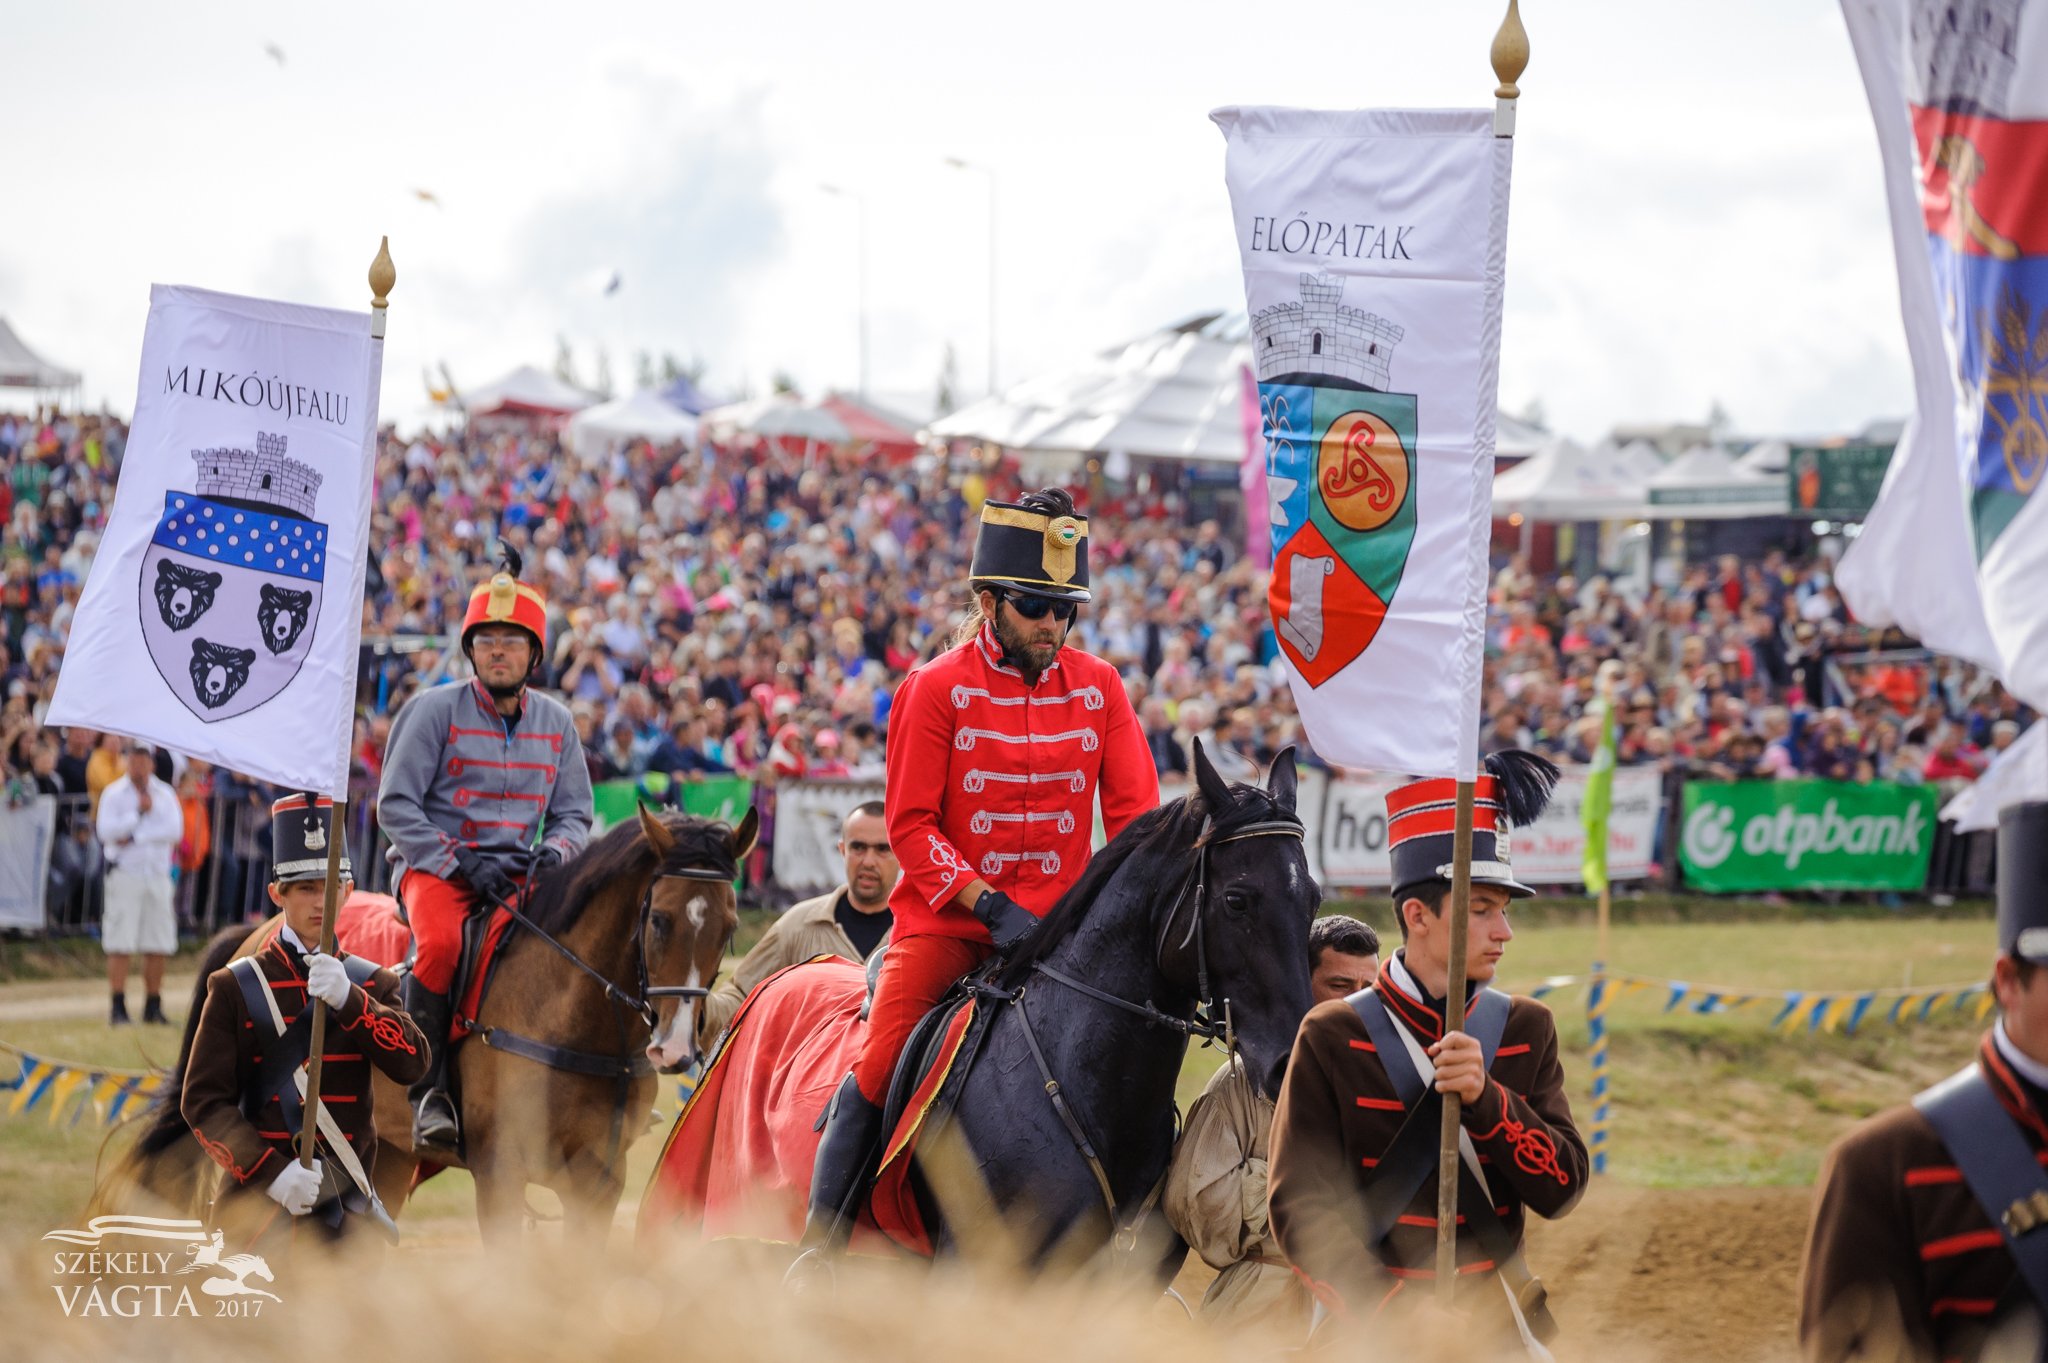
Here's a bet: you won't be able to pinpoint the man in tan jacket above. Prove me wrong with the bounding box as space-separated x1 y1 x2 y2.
1166 915 1380 1330
698 801 897 1044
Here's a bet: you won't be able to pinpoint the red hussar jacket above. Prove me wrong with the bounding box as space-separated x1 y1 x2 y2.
885 622 1158 940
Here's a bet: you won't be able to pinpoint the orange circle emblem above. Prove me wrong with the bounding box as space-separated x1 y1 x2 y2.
1317 411 1409 532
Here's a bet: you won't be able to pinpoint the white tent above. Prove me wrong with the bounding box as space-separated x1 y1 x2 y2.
930 315 1247 465
565 388 699 458
932 312 1551 471
1735 439 1791 479
1490 437 1651 521
1610 439 1668 485
0 317 81 390
700 394 851 443
1641 444 1788 520
460 365 598 417
1493 408 1553 462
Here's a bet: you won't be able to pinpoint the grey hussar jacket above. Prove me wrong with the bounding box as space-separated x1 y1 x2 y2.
376 678 594 880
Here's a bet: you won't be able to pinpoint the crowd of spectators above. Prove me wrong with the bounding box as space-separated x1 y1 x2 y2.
0 402 2034 908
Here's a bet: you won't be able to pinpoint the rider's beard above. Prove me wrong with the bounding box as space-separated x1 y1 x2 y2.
991 606 1064 682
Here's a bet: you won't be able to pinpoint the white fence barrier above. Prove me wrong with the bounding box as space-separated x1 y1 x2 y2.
767 765 1660 898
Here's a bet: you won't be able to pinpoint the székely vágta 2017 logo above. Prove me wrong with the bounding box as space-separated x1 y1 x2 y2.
1255 272 1417 686
42 1214 281 1318
139 432 327 721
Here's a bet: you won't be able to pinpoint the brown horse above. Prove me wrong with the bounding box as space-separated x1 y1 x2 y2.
94 805 754 1247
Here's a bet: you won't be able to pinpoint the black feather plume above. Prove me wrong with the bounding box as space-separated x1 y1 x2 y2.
1483 748 1560 827
498 545 524 579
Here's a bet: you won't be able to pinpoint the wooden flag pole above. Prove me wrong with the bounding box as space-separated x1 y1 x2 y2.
1435 780 1478 1300
297 239 395 1175
1436 0 1528 1300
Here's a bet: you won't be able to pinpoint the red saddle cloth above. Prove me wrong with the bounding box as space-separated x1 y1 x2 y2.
637 956 976 1256
334 891 409 968
333 891 515 1046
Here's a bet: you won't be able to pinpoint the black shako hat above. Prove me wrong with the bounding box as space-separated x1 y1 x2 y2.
271 793 350 886
2000 802 2048 962
969 488 1091 603
1385 750 1561 900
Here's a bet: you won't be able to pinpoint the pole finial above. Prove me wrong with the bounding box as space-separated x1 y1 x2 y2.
1492 0 1530 100
369 236 396 311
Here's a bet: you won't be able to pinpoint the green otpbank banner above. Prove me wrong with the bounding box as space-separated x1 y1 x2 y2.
1678 780 1940 893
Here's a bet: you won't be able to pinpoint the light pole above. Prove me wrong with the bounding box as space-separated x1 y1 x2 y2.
819 183 869 398
944 157 997 397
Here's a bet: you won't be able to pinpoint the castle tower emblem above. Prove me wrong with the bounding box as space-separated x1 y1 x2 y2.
1251 272 1405 391
139 431 328 723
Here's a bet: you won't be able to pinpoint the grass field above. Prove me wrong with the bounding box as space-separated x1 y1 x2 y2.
0 905 1996 1243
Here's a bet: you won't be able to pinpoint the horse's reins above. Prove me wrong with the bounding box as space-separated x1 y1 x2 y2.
471 863 733 1031
1000 815 1305 1260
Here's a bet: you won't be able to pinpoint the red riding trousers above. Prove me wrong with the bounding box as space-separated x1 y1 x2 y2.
400 868 522 995
851 934 990 1105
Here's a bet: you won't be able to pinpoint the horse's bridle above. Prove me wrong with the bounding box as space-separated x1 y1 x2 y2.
634 866 740 1026
1024 815 1307 1044
995 812 1306 1259
475 862 734 1032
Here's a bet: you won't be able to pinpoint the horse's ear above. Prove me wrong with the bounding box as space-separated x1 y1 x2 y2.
637 801 676 859
1192 736 1232 816
1266 745 1299 815
730 806 761 863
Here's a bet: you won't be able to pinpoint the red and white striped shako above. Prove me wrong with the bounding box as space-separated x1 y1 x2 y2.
1384 750 1560 899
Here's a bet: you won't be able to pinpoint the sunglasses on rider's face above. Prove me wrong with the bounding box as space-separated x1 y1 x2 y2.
1001 593 1078 623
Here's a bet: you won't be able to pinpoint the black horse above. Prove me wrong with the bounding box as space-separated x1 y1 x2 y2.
910 741 1318 1272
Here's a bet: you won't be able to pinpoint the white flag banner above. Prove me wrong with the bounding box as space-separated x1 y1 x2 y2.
1213 108 1511 780
48 285 377 794
1837 1 2048 706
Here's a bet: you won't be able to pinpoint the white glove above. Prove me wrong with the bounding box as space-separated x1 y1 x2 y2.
265 1159 323 1216
304 951 351 1010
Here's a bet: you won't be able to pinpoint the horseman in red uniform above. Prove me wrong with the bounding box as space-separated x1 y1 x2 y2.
791 487 1159 1272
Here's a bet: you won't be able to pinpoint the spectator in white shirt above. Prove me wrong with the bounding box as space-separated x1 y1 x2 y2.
94 744 183 1026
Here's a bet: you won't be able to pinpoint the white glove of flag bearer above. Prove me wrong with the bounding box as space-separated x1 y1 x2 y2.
266 1159 323 1216
305 951 351 1009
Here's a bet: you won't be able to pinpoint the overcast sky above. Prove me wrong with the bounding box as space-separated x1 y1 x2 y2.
7 1 1906 442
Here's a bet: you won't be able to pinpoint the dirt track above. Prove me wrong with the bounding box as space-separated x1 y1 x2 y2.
1531 1186 1809 1362
1169 1185 1811 1361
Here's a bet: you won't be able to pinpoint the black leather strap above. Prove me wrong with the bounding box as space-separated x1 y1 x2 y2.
232 953 379 1137
1350 983 1511 1106
470 1023 654 1079
1917 1065 2048 1325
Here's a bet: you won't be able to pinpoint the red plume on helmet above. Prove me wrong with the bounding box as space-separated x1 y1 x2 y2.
461 547 548 669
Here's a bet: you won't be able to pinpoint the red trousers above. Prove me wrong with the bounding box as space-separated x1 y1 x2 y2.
400 869 521 995
851 934 991 1104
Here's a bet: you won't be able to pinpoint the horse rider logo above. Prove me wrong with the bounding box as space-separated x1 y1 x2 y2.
1254 273 1419 687
177 1229 281 1302
139 432 328 722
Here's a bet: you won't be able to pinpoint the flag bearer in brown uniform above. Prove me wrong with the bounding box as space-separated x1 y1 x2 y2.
1267 753 1585 1351
1801 801 2048 1362
182 795 428 1250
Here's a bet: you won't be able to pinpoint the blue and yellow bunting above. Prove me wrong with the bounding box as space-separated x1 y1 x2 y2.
1520 975 1989 1038
1 1046 167 1128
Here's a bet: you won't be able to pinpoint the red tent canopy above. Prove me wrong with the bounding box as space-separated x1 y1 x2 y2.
818 393 922 462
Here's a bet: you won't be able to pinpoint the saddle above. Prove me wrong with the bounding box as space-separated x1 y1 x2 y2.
392 880 512 1047
865 961 1014 1254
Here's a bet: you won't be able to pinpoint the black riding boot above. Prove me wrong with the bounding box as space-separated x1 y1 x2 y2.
785 1072 885 1289
401 976 460 1152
